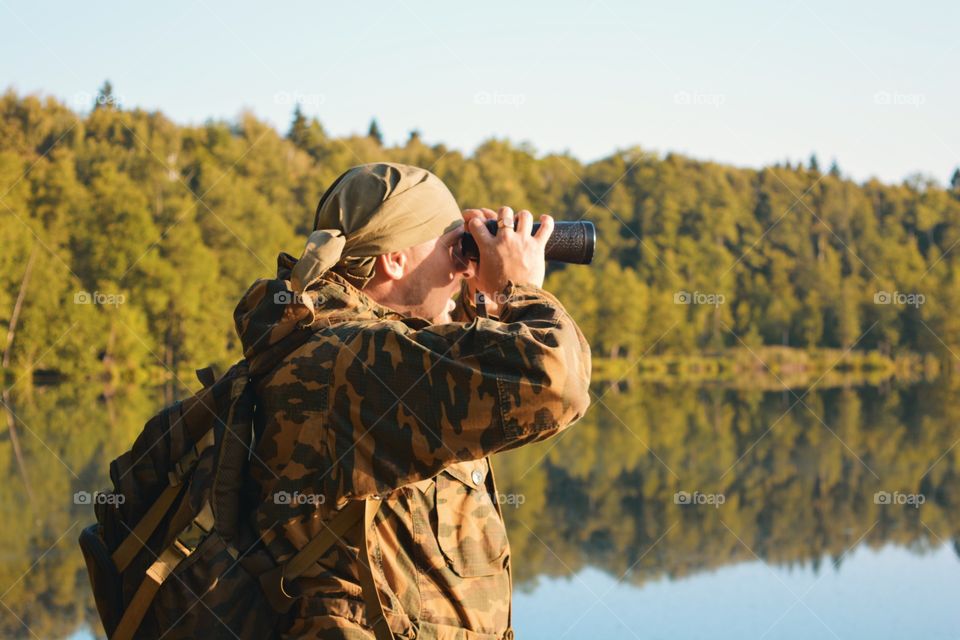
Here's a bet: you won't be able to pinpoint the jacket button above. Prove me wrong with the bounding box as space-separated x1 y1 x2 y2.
471 469 483 486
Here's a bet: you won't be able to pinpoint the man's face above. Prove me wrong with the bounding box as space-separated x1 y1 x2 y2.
390 224 475 322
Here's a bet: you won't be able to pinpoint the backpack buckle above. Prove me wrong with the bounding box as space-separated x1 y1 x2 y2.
167 429 217 486
173 502 214 556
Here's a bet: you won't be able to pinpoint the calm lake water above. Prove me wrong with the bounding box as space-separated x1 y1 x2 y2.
2 378 958 639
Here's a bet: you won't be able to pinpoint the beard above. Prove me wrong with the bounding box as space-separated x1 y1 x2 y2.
392 272 455 323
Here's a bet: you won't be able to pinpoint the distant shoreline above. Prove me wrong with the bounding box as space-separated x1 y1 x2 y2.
4 346 943 394
592 346 942 390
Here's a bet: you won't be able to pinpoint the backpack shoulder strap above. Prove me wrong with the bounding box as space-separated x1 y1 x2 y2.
258 500 365 612
110 427 217 572
286 500 367 581
258 499 394 640
357 499 394 640
111 502 215 640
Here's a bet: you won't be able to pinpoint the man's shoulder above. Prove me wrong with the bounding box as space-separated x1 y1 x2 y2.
284 315 433 362
317 313 431 338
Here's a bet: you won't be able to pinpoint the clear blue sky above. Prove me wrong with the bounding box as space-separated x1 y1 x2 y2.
1 0 957 185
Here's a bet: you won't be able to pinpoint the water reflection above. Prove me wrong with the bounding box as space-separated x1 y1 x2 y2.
513 544 960 639
1 378 958 638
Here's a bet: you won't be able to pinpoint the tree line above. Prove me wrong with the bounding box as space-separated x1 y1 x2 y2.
3 84 960 388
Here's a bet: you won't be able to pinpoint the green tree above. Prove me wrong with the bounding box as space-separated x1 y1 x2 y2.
829 158 841 178
94 79 117 110
367 118 384 145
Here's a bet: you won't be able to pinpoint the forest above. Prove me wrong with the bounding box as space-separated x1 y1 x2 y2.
3 83 960 391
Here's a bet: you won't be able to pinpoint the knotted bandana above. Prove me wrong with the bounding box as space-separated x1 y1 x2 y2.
290 162 464 294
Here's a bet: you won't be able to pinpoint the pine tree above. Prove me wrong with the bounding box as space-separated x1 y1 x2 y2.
808 153 820 173
950 167 960 192
288 104 308 146
829 158 841 178
94 80 117 110
368 118 384 145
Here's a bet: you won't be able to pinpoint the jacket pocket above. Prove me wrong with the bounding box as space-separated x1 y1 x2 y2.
434 459 509 577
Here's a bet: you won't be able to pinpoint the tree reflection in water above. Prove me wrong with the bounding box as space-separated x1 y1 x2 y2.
1 379 957 638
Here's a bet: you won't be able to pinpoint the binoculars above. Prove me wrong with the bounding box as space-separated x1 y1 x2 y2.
459 220 596 264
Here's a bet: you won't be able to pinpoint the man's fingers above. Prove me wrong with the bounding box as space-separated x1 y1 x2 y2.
462 208 484 221
469 216 495 245
464 208 499 224
497 206 515 233
534 214 555 245
516 209 534 236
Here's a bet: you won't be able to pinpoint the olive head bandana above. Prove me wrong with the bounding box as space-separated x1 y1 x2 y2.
290 162 464 294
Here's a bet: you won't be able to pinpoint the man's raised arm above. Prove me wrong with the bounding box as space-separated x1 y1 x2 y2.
325 279 590 499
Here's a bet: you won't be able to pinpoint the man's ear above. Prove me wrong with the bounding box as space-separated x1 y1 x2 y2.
376 251 407 281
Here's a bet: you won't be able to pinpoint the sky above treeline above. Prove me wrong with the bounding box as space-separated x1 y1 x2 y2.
1 0 956 185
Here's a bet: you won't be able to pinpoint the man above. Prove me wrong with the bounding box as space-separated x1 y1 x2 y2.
234 162 591 639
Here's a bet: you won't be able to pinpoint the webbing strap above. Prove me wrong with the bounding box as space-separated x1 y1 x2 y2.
111 484 179 573
111 429 216 572
357 499 394 640
502 554 514 640
285 500 365 580
487 460 514 640
111 546 182 640
258 500 366 614
111 503 214 640
169 428 216 486
257 498 394 640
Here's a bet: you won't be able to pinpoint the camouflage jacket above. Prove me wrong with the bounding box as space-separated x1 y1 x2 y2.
234 254 592 639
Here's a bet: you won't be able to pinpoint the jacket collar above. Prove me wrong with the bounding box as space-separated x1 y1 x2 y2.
308 270 408 325
276 250 427 328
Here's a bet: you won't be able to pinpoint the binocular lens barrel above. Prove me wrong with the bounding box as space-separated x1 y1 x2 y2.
459 220 595 264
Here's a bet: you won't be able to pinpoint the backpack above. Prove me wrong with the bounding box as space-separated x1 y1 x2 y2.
78 328 395 640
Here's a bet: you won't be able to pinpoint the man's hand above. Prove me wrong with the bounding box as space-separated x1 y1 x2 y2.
460 207 499 315
461 206 554 314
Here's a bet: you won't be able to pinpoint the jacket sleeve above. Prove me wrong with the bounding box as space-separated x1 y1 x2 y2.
325 281 592 499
